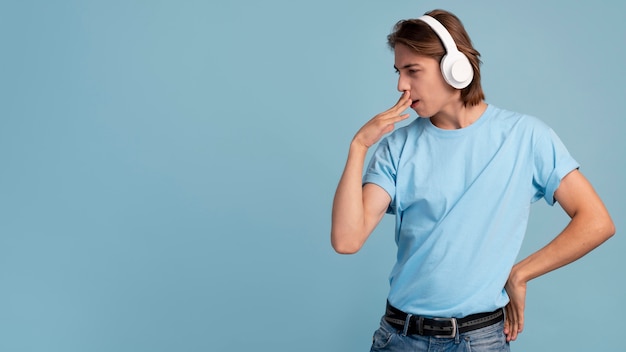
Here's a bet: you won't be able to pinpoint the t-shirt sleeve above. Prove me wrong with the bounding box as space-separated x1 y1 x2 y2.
532 128 580 206
363 137 397 214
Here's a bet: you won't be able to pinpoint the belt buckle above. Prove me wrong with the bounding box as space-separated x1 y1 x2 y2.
431 317 457 338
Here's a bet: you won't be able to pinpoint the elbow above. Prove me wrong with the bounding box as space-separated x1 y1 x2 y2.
331 230 364 255
600 209 616 239
332 243 362 255
593 214 616 244
603 218 616 240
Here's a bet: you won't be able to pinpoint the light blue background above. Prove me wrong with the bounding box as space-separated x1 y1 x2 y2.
1 1 623 351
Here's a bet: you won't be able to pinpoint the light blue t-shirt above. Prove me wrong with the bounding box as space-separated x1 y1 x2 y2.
363 104 579 318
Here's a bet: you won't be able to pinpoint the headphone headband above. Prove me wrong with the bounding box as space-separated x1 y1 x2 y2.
417 15 459 56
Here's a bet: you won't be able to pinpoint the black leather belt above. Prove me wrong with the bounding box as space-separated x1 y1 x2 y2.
384 302 504 338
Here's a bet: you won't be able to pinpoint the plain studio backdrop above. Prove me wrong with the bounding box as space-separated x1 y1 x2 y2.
1 1 623 351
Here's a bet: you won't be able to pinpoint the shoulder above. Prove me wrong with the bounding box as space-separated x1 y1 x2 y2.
487 105 547 129
487 105 555 139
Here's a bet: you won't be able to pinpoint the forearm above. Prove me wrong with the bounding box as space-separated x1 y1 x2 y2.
331 142 370 253
510 208 614 285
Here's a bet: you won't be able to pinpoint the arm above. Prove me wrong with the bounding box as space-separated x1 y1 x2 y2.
331 91 411 254
504 169 615 341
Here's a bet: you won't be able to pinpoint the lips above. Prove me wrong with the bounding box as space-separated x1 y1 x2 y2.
411 99 419 108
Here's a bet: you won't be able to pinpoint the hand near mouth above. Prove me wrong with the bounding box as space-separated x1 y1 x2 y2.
352 91 412 149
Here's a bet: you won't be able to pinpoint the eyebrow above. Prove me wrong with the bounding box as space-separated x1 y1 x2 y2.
394 63 422 71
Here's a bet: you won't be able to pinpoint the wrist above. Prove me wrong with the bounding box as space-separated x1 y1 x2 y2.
349 138 370 154
508 264 529 287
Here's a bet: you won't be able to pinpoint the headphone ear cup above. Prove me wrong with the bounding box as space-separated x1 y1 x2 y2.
440 51 473 89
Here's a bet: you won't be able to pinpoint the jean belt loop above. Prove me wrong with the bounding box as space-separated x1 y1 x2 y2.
402 313 413 336
453 317 460 344
418 316 424 335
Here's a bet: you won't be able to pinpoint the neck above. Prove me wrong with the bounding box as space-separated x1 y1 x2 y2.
430 101 488 130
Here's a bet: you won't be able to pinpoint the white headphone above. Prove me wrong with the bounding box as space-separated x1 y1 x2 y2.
417 15 473 89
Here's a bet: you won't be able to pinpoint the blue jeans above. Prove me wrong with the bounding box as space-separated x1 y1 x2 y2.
370 316 510 352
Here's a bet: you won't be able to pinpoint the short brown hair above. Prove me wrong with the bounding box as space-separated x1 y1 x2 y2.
387 9 484 106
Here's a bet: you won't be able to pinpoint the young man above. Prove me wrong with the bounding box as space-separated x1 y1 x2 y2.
331 9 615 351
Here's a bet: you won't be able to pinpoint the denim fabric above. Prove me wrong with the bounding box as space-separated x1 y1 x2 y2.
370 317 510 352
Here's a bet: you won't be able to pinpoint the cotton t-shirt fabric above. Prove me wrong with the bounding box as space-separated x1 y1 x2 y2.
363 104 579 318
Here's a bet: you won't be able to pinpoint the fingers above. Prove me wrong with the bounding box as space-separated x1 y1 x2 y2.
503 271 527 342
383 91 411 124
388 91 412 114
353 92 412 148
396 90 411 105
371 92 412 129
504 303 525 342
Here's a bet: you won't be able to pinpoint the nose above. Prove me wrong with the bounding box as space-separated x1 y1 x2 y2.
397 73 410 93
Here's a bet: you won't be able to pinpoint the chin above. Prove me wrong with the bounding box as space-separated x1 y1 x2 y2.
413 108 429 118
